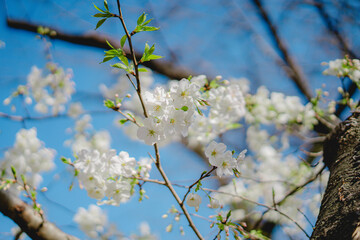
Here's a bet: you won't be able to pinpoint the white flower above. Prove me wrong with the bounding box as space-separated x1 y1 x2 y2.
118 151 137 177
74 204 107 239
74 149 102 175
138 157 152 179
137 118 164 145
105 181 131 205
186 193 202 211
235 149 247 171
205 141 227 163
209 198 221 209
213 151 236 177
68 102 84 118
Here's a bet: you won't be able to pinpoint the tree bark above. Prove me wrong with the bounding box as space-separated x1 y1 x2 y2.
0 189 79 240
311 110 360 239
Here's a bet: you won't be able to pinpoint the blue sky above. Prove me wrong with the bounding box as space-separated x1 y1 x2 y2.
0 0 359 239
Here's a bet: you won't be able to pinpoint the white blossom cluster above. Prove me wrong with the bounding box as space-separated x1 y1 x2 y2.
136 77 204 145
74 149 152 205
1 128 55 190
211 125 329 235
3 64 75 115
245 86 317 132
28 64 75 114
74 205 157 240
322 58 360 87
74 204 108 239
188 78 246 145
205 141 246 177
65 114 111 154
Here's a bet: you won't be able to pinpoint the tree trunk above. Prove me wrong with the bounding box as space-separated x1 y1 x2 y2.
311 111 360 239
0 189 79 240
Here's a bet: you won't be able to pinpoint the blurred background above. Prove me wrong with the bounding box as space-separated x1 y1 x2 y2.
0 0 359 239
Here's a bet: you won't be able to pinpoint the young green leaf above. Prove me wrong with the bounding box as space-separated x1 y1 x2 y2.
138 68 148 72
119 119 128 124
112 63 128 71
95 18 106 30
142 26 159 32
93 3 105 13
137 13 146 25
120 35 127 48
181 106 189 111
10 166 16 179
106 40 114 49
104 99 115 109
103 0 109 11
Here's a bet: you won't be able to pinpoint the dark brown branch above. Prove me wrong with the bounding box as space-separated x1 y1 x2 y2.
0 189 79 240
250 0 313 101
6 18 195 80
311 110 360 239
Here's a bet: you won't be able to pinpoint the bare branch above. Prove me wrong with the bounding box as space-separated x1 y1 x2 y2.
250 0 313 101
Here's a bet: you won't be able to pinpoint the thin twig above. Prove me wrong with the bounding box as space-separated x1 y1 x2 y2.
115 1 204 239
181 167 216 206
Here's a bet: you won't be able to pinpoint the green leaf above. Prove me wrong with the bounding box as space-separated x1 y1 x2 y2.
142 26 159 32
103 0 109 11
95 18 106 30
226 123 242 130
104 99 115 108
101 56 114 63
142 19 152 26
147 54 163 60
10 166 16 179
31 190 37 199
120 35 127 48
118 55 129 67
119 119 128 124
181 106 188 111
226 210 232 220
148 44 155 55
74 169 79 177
20 174 26 184
93 3 105 13
138 68 148 72
112 63 128 70
61 157 70 164
137 13 146 25
93 13 108 18
106 40 114 49
195 181 202 192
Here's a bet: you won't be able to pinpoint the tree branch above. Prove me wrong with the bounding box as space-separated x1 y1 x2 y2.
250 0 313 101
0 189 79 240
6 18 195 80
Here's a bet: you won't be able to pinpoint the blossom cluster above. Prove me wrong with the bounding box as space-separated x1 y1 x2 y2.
211 125 329 235
205 141 246 177
74 204 157 239
1 128 55 190
136 77 203 145
73 148 152 205
322 58 360 87
245 86 317 132
74 204 108 239
3 63 75 115
65 114 111 154
188 78 246 145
